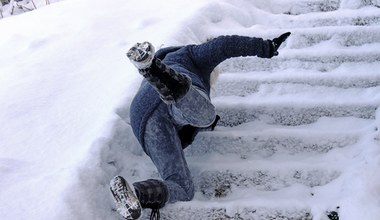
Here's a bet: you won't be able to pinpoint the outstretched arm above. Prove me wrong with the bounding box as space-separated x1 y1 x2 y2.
189 33 290 74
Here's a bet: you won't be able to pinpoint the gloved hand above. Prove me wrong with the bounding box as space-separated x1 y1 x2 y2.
269 32 291 57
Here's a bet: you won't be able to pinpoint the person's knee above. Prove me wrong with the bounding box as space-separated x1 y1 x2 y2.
191 88 216 126
188 106 216 128
203 106 216 126
183 180 195 201
178 178 195 201
171 87 216 127
177 176 195 201
166 175 195 202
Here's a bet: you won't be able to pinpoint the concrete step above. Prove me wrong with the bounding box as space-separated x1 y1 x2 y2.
282 6 380 28
212 74 380 97
255 0 340 15
237 25 380 52
193 167 340 199
212 62 380 97
213 84 379 126
286 26 380 49
154 199 313 220
219 47 380 73
254 0 380 15
188 154 343 197
187 130 357 158
215 102 377 127
185 117 370 158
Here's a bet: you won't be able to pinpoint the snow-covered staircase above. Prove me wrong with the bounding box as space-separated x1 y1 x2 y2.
85 1 380 220
145 1 380 219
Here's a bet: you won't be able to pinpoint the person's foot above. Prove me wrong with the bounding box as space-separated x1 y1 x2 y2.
127 41 191 104
110 176 142 220
126 42 155 69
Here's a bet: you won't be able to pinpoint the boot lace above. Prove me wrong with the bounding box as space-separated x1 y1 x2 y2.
150 208 160 220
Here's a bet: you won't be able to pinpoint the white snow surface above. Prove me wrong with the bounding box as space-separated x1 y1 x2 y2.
0 0 380 219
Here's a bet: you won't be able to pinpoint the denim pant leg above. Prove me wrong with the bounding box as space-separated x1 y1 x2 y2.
142 102 194 203
169 86 216 127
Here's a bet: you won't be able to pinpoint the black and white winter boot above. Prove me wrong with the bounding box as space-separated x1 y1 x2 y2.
110 176 142 220
127 42 191 104
127 41 155 69
133 179 169 220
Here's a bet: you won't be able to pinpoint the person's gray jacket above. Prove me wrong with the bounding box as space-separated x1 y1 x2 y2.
130 35 273 148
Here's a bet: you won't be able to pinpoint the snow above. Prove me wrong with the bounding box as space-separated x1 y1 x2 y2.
0 0 207 219
0 0 380 219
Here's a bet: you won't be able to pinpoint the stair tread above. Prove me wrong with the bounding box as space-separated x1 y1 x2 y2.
283 6 380 27
216 62 380 80
212 82 380 104
155 197 314 220
215 105 376 126
217 116 371 132
123 3 379 220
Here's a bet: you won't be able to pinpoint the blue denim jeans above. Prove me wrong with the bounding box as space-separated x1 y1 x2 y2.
142 87 215 203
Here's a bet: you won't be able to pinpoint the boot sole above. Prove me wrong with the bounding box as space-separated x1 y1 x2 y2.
110 176 142 220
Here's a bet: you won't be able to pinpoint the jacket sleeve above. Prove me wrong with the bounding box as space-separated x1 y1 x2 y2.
189 35 272 73
155 46 184 59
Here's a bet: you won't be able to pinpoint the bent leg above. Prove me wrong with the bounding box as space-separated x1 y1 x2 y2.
169 86 216 128
128 42 216 128
139 103 194 203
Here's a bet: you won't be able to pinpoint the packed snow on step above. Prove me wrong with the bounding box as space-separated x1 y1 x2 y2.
0 0 380 219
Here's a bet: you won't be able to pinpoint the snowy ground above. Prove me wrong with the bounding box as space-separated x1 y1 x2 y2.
0 0 61 18
1 0 380 219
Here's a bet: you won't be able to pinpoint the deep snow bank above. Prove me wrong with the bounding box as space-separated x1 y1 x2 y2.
0 0 211 219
